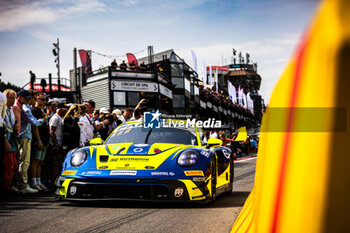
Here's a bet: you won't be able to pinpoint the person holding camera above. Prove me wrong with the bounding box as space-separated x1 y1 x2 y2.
95 108 115 141
62 104 84 152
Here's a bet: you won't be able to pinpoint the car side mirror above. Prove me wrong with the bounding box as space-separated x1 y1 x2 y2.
89 138 103 146
206 138 223 148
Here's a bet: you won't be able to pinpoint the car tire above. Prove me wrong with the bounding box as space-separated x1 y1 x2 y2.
228 157 234 194
210 159 217 202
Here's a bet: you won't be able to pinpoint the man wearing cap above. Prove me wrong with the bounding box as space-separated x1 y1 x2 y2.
95 108 113 140
30 93 49 191
112 109 122 118
14 90 45 193
110 109 122 131
48 103 67 186
95 108 109 123
12 90 32 135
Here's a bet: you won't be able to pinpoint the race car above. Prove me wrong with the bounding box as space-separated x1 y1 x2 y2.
55 120 234 203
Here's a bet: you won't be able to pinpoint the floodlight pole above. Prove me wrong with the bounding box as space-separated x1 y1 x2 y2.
57 38 61 92
53 38 61 92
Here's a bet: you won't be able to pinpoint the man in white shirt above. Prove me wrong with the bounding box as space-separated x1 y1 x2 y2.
78 111 95 146
209 131 218 139
129 108 145 121
82 101 104 141
3 89 19 193
0 91 7 199
49 103 67 185
116 107 134 126
0 91 6 126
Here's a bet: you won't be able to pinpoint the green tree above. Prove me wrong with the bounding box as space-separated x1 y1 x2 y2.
0 79 22 92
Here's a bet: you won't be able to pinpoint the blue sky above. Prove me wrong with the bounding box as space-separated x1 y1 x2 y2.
0 0 319 103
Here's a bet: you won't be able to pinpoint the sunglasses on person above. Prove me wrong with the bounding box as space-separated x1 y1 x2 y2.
38 98 48 101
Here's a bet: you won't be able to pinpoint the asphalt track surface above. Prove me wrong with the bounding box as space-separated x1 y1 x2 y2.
0 157 256 233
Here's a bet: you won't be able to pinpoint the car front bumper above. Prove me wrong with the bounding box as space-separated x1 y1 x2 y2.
55 176 211 202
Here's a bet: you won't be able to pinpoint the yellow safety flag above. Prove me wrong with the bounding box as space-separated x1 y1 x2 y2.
231 0 350 232
234 126 248 142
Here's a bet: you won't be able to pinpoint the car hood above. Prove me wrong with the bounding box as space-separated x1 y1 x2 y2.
93 143 194 170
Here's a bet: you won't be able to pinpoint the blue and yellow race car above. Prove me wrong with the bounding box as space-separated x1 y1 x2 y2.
55 120 234 203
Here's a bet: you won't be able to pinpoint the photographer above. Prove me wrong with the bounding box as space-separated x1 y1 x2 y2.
130 107 146 121
78 105 94 146
62 104 84 152
96 113 115 141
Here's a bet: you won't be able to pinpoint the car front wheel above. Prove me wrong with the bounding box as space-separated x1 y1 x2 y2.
210 159 217 202
228 157 234 194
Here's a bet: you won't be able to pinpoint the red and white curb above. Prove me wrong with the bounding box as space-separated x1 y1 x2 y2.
234 155 257 163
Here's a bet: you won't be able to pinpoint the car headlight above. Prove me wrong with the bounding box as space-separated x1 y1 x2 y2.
70 149 88 167
177 150 199 167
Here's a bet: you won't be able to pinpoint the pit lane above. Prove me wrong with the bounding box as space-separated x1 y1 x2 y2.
0 157 256 233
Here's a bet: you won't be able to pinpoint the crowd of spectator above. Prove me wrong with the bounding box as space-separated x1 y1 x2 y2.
110 59 149 72
207 130 259 159
200 86 255 118
0 89 147 199
0 86 258 200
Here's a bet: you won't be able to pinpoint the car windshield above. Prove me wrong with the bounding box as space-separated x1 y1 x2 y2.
105 124 198 145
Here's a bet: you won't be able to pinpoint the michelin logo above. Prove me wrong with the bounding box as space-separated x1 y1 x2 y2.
144 110 161 128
